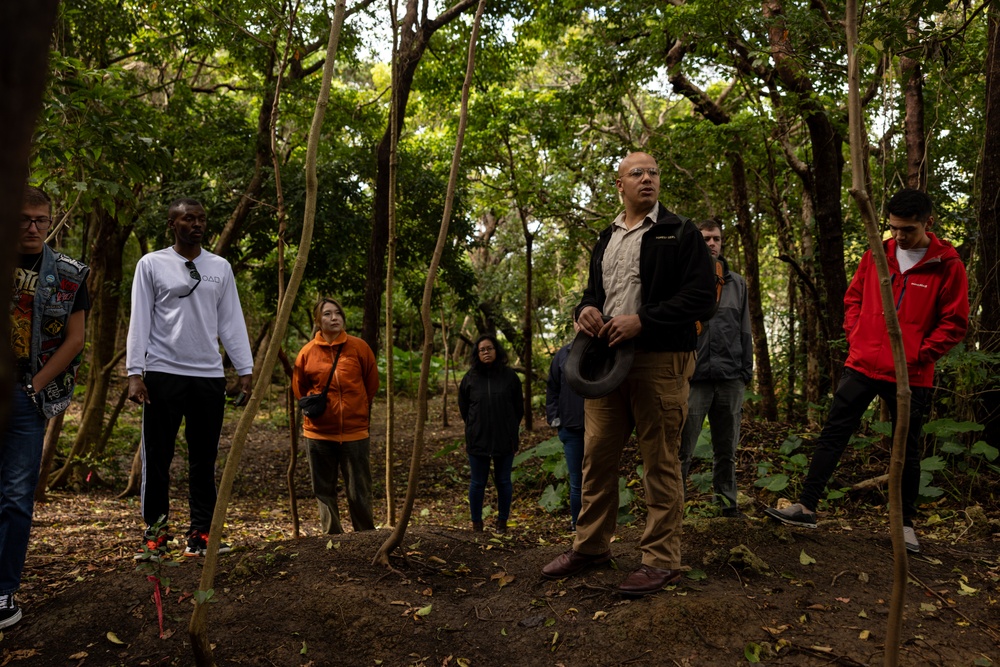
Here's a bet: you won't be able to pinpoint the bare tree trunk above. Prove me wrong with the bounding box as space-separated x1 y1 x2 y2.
286 384 300 537
511 195 534 430
188 4 348 664
51 210 131 488
34 412 64 503
383 0 401 529
0 1 59 412
900 22 927 192
764 0 847 367
729 152 777 420
118 439 143 498
374 0 486 566
440 307 450 427
977 4 1000 446
360 0 481 353
97 383 129 453
276 348 299 537
845 4 911 664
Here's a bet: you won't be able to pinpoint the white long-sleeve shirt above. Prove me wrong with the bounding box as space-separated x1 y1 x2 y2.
126 247 253 378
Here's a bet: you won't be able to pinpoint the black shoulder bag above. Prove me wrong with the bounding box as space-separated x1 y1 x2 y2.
298 345 344 419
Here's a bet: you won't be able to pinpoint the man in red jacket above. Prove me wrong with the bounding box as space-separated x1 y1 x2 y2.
765 189 969 554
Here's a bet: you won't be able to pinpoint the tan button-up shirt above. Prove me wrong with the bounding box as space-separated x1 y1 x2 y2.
601 203 659 318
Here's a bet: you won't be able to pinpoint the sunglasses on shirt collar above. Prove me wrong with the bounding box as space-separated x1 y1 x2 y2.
179 260 201 298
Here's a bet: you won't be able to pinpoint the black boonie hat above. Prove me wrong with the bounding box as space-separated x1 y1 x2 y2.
564 329 635 399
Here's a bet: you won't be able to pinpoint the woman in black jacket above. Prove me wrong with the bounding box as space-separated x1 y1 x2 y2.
458 334 524 533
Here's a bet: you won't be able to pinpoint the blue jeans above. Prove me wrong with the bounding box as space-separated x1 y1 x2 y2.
467 453 514 523
679 379 744 512
0 386 47 595
558 427 584 527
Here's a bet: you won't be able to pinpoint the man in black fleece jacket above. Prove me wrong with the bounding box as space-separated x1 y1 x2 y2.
541 152 716 596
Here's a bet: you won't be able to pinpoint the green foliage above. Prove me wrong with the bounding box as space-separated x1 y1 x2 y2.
919 418 997 503
514 436 637 522
754 435 809 494
379 346 445 397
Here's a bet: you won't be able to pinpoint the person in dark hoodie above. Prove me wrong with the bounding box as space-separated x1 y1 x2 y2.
679 220 753 517
545 340 586 530
765 189 969 554
458 334 524 534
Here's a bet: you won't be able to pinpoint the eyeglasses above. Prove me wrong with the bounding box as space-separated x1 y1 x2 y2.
179 260 201 298
21 216 53 230
478 346 495 353
624 167 660 179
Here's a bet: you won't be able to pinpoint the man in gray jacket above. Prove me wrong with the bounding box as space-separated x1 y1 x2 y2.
679 220 753 517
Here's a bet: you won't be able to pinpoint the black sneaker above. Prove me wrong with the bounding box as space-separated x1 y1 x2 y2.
764 503 817 528
184 531 232 557
134 530 172 561
0 594 22 630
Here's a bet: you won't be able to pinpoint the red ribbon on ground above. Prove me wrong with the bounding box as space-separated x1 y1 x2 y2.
147 575 164 638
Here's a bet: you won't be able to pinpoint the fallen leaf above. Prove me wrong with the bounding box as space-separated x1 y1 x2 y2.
389 600 409 606
835 597 850 603
69 652 88 660
428 556 447 565
858 610 868 618
800 550 816 565
958 581 979 596
422 588 433 597
107 632 125 645
160 628 175 640
920 602 938 612
592 611 608 620
810 645 833 653
415 604 432 617
806 604 827 611
859 630 870 640
858 572 869 584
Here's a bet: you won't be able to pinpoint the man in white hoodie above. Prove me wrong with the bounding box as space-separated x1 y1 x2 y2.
126 198 253 558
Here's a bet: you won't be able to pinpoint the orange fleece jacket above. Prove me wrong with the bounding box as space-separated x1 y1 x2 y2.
293 331 379 442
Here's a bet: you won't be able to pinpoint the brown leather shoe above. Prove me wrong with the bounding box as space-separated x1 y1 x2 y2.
617 564 682 597
541 549 612 579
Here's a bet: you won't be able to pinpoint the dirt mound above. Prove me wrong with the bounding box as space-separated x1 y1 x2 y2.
7 519 999 666
4 396 999 665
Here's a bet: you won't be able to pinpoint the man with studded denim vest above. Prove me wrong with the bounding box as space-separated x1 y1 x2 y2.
2 186 90 629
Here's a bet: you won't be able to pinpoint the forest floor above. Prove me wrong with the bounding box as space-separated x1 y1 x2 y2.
3 391 999 667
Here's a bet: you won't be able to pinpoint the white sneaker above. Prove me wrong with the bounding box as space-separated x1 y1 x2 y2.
903 526 921 554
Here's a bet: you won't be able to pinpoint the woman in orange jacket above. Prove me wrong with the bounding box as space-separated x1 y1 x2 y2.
293 298 379 534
